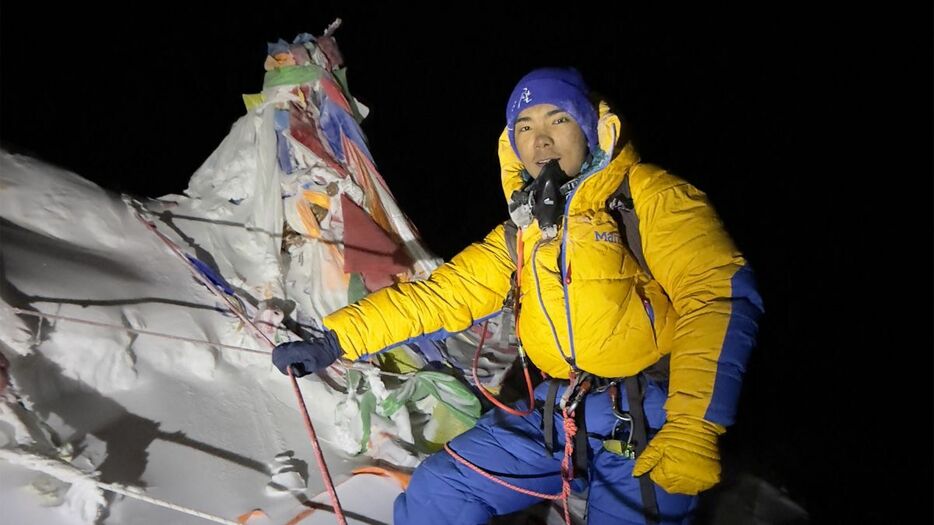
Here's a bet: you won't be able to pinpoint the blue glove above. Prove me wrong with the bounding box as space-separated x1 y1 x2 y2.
272 330 342 377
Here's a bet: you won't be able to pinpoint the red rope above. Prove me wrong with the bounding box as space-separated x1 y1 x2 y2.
137 213 347 524
443 406 578 525
443 443 561 500
452 225 583 522
449 218 578 525
471 319 535 417
470 227 536 417
287 368 346 525
559 407 577 525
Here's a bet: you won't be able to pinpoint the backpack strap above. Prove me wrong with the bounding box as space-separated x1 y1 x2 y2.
624 374 661 524
504 219 519 264
607 172 653 278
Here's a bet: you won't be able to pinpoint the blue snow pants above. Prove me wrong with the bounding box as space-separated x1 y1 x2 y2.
394 379 698 524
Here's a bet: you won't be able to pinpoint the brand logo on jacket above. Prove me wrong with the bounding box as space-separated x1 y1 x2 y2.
594 231 622 244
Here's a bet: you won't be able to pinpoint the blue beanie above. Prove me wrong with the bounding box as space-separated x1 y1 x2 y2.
505 67 599 157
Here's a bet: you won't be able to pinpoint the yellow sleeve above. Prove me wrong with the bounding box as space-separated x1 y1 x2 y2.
324 224 516 360
632 165 762 425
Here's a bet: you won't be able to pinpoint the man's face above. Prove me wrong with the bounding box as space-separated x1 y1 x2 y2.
514 103 588 179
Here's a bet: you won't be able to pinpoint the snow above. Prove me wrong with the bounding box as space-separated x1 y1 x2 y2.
0 148 403 523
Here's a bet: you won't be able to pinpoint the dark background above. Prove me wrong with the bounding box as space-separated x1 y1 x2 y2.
2 3 930 523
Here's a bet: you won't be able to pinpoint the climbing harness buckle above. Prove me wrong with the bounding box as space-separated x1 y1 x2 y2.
603 383 636 458
560 370 593 415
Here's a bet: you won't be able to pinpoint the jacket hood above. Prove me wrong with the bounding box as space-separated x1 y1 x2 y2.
498 101 639 214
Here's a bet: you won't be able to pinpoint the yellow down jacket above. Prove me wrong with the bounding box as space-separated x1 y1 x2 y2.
325 105 762 425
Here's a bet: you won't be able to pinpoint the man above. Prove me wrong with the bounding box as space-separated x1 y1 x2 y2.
273 67 763 524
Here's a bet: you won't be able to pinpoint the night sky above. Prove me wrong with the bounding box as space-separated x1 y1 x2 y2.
2 4 930 523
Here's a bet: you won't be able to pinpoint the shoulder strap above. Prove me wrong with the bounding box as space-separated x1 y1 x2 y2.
623 375 661 524
504 219 519 264
607 172 653 278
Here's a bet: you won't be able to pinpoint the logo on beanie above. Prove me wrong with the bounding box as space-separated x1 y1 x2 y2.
506 68 600 157
511 87 533 114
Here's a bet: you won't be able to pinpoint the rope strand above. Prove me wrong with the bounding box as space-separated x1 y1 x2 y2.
470 319 535 417
470 226 536 417
134 210 348 525
98 482 240 525
0 448 239 525
443 444 561 501
444 405 579 525
449 225 575 524
13 306 412 382
10 308 269 355
560 407 577 525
